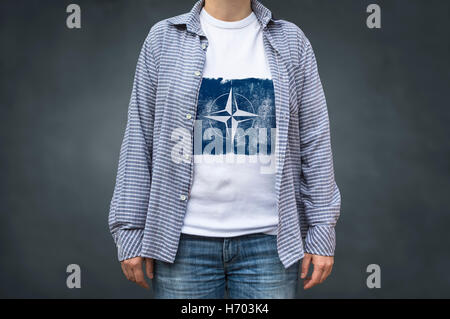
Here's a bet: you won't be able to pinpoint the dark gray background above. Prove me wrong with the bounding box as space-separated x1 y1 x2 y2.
1 0 449 298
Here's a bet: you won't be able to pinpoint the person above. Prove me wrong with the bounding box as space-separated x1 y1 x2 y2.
108 0 341 299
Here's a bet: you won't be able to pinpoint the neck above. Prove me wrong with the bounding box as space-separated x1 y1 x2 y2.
203 0 252 22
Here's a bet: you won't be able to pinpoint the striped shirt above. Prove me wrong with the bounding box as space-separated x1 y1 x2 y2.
108 0 341 269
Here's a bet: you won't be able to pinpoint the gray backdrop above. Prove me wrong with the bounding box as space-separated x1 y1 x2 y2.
1 0 449 298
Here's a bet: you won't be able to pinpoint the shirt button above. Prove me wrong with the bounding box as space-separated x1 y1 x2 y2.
201 43 207 50
186 114 192 120
180 195 187 201
183 153 190 160
194 70 201 76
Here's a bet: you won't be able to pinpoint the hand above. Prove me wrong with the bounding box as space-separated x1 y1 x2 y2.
301 253 334 290
120 257 154 289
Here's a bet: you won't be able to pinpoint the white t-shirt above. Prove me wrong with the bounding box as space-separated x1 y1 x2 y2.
181 7 278 237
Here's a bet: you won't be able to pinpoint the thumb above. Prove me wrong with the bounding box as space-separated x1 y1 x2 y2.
145 258 154 279
301 254 312 279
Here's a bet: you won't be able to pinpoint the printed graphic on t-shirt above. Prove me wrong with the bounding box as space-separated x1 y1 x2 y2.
194 77 276 157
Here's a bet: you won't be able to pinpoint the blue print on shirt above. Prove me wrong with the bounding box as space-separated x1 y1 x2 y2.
194 77 276 156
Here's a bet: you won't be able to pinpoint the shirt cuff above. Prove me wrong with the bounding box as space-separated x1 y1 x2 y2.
304 225 336 256
113 229 144 261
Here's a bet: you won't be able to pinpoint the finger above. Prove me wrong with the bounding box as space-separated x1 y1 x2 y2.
320 264 333 283
303 276 312 286
301 254 312 279
304 264 324 290
145 258 154 279
123 257 143 283
133 266 149 289
121 263 134 282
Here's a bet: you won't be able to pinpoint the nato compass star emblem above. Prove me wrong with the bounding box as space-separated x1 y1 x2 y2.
202 86 258 144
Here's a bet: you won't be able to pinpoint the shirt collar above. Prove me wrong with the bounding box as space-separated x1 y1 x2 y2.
167 0 275 35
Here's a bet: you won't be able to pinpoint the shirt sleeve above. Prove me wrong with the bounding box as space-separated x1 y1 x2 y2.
108 31 157 261
298 37 341 257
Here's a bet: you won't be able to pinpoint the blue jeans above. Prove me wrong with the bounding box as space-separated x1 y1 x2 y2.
152 232 299 299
